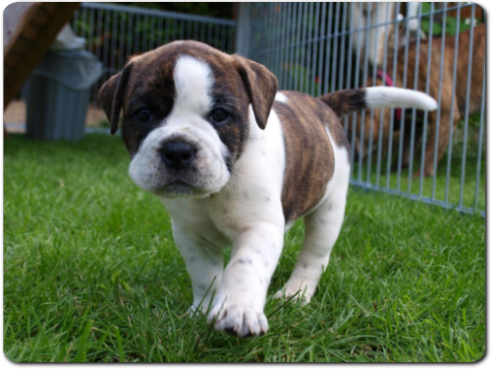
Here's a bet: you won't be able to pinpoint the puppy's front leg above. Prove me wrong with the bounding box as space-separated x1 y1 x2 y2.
208 224 283 337
172 222 224 314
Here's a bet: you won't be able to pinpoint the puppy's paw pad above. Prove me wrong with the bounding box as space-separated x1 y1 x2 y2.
208 304 268 338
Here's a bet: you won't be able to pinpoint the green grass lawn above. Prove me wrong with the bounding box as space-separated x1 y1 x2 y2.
4 133 485 362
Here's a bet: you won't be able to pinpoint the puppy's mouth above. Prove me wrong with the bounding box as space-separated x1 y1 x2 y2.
152 177 208 198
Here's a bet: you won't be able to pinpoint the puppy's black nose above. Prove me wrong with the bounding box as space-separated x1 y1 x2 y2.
160 141 195 170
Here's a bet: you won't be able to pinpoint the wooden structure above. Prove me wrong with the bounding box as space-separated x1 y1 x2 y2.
3 2 80 110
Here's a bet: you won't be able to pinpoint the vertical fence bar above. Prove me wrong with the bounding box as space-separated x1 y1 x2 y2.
88 6 94 44
251 6 259 61
148 15 156 51
279 3 287 88
419 3 436 196
164 16 170 44
180 19 186 41
185 20 191 41
275 2 284 80
280 2 290 90
474 49 485 212
396 10 412 191
110 10 117 75
95 11 104 105
172 17 178 42
338 3 348 92
344 2 356 166
118 11 125 70
95 9 104 105
102 10 110 83
134 14 141 53
386 2 401 189
140 14 147 51
298 2 309 92
331 3 340 93
289 2 297 89
311 2 320 97
221 24 227 52
126 12 133 58
201 21 207 45
226 23 231 53
351 2 365 179
367 3 381 185
279 2 287 77
293 2 303 91
87 7 96 105
430 3 448 200
192 17 199 43
444 4 462 203
357 2 372 183
316 2 326 97
253 6 261 61
407 4 424 192
309 2 316 95
304 2 312 95
262 6 270 71
208 22 214 46
213 24 222 49
268 2 276 69
265 2 278 72
323 3 334 95
157 15 164 45
375 2 391 187
342 3 355 140
250 7 257 60
458 4 476 209
72 9 80 34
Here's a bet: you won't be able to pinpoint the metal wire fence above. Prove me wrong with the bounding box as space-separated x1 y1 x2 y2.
240 2 485 217
70 2 237 108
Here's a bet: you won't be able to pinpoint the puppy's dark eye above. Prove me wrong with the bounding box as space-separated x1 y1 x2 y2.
210 109 230 124
135 109 152 123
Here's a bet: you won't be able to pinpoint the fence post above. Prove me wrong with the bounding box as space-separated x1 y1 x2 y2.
235 3 251 56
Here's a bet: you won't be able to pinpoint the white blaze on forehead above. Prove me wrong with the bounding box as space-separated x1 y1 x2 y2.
173 55 213 114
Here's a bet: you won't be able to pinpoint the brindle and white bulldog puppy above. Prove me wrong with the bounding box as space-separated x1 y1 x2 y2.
99 41 436 338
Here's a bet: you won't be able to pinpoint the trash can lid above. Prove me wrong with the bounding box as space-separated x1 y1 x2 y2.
33 50 102 90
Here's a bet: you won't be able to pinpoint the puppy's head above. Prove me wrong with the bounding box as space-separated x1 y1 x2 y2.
99 41 278 199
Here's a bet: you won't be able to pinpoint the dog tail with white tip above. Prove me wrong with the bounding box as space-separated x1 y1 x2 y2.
319 87 438 117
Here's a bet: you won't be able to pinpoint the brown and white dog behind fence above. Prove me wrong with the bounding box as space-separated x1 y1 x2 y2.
334 24 484 177
99 40 436 338
349 2 421 67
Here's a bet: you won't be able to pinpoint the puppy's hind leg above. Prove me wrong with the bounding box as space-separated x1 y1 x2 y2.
275 147 350 304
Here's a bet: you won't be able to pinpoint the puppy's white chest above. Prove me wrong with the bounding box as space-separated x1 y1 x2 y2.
161 198 232 249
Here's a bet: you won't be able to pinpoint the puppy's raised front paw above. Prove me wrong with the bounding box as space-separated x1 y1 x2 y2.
208 303 268 338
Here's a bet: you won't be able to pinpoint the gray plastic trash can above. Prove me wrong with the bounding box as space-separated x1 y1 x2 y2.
26 50 102 140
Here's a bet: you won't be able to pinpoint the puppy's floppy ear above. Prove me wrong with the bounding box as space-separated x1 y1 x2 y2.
233 55 278 130
98 63 134 135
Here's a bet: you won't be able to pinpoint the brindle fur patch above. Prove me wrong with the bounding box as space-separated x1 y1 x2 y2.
275 91 350 223
319 89 367 117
